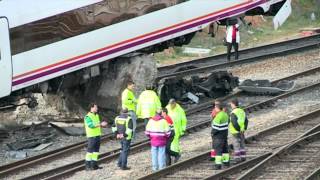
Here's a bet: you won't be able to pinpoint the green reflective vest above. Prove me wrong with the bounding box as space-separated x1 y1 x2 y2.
112 116 133 140
136 90 161 119
212 111 229 131
166 103 187 137
229 108 246 134
84 112 101 138
121 88 136 112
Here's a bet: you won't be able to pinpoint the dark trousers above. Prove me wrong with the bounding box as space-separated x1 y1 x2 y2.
143 118 149 127
213 136 228 156
118 139 131 168
166 131 178 165
87 136 100 153
227 41 239 61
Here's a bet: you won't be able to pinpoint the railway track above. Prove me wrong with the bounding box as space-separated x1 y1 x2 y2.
54 74 320 179
2 64 320 179
138 108 320 180
237 130 320 180
157 34 320 80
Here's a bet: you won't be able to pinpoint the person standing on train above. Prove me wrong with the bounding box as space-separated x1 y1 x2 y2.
145 109 171 171
136 85 162 126
211 104 230 170
112 108 133 170
229 99 248 163
121 81 137 140
166 99 187 163
84 103 107 170
226 19 240 61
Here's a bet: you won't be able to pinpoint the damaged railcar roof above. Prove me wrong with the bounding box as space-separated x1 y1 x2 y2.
0 0 102 28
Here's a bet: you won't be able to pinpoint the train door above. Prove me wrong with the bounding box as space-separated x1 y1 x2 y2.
0 17 12 98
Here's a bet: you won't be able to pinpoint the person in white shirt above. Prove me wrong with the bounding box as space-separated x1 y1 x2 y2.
226 20 240 61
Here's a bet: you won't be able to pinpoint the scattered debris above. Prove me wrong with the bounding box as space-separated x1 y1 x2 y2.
158 71 239 105
300 27 320 36
183 47 211 55
238 79 295 95
6 133 55 151
31 143 53 151
0 130 9 142
49 122 85 136
5 151 28 159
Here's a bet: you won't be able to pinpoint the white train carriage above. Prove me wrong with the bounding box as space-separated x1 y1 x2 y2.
0 0 291 98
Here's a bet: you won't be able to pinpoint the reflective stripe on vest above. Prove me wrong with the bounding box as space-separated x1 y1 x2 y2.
212 111 229 131
115 116 132 140
85 112 101 137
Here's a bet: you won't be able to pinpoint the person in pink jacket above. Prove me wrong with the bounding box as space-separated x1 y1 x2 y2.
145 109 171 171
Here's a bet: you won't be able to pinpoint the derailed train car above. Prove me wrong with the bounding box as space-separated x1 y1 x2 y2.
0 0 291 100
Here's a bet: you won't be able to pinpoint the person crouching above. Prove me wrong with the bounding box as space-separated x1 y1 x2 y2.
145 109 171 171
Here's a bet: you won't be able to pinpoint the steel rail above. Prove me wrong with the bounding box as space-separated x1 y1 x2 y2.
187 65 320 115
3 61 320 179
156 35 320 81
238 131 320 180
0 92 212 177
0 123 145 176
158 34 320 75
305 167 320 180
22 67 320 179
138 108 320 180
205 110 320 180
23 120 212 180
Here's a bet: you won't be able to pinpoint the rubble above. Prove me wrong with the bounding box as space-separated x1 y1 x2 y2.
239 79 295 95
49 122 85 136
157 71 239 105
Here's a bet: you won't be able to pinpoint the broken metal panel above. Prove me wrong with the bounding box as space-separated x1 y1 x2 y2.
49 122 85 136
158 71 239 105
238 79 295 95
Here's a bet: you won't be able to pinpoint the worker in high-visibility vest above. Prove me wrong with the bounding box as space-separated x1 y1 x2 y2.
229 99 248 163
121 81 137 139
84 103 107 170
112 108 133 170
166 98 187 163
136 85 161 126
211 104 230 170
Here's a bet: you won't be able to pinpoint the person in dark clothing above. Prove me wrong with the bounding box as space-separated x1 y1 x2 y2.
112 108 133 170
211 104 230 170
162 108 176 166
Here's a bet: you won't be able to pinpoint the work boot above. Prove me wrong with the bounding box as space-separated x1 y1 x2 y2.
166 156 172 166
213 164 222 170
223 162 230 167
120 166 131 170
91 161 103 170
85 161 92 171
174 154 181 163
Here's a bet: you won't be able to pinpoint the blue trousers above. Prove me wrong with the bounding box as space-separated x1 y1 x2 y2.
151 146 166 171
118 139 131 168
